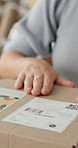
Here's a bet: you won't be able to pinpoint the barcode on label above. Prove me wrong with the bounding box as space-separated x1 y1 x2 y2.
65 104 78 110
24 107 44 114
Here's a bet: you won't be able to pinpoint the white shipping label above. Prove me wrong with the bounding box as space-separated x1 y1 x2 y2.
2 97 78 133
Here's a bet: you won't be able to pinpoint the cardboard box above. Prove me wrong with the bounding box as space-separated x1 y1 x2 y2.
0 79 78 148
0 3 18 38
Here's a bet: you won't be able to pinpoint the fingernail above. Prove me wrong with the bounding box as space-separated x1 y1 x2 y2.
33 89 40 93
25 88 31 93
72 84 76 88
15 83 22 88
41 89 49 95
42 89 49 92
32 89 40 96
68 81 76 88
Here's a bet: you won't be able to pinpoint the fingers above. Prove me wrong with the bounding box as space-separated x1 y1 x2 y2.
41 75 54 95
15 71 76 97
15 73 25 89
55 76 76 88
15 69 57 95
32 75 43 96
24 75 33 94
15 72 54 96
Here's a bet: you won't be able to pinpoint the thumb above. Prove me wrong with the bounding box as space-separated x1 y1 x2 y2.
55 76 76 88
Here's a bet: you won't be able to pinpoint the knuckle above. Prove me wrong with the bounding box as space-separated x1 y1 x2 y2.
33 82 41 87
43 81 53 88
45 71 51 76
26 75 33 81
18 72 24 78
33 80 43 89
34 84 40 88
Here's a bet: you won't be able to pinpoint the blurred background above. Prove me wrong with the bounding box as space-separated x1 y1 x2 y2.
0 0 37 52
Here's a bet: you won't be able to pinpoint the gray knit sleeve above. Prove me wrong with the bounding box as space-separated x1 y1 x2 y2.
3 0 62 57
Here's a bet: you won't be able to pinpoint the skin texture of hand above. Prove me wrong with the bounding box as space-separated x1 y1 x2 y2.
0 50 75 96
15 59 75 96
15 59 58 96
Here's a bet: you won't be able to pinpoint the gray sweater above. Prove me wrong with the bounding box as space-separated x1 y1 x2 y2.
3 0 78 87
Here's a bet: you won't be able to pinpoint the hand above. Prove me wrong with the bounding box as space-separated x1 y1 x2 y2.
15 58 75 96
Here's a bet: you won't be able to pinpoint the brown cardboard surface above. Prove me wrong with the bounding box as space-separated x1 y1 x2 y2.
0 79 78 148
0 3 18 38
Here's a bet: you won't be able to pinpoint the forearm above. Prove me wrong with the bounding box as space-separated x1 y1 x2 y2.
0 50 31 79
0 50 75 97
0 50 52 79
